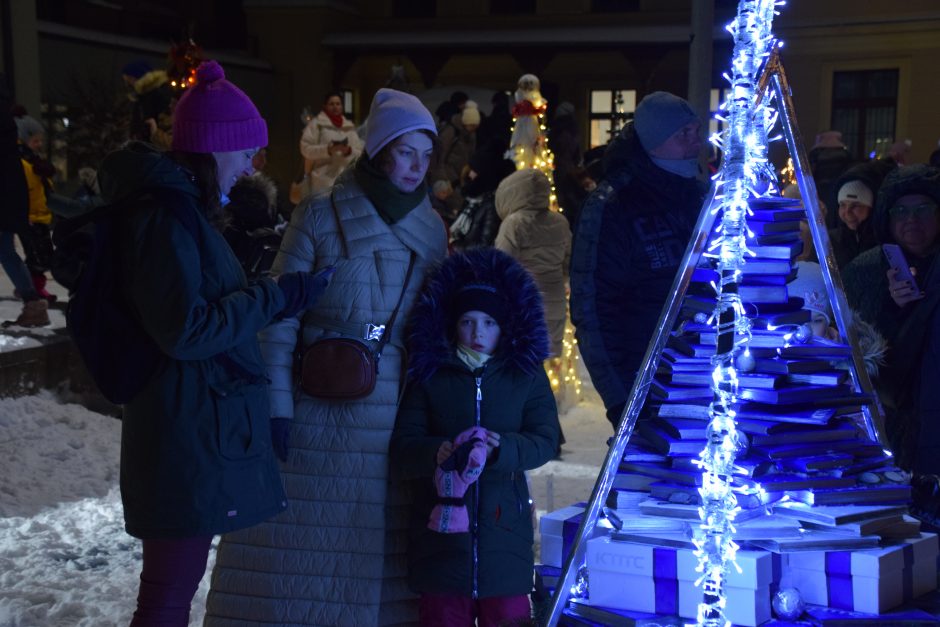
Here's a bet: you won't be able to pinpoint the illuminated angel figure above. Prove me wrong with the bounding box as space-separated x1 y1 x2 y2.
509 73 548 170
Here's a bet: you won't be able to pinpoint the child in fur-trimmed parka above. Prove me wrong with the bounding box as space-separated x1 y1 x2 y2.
390 247 561 626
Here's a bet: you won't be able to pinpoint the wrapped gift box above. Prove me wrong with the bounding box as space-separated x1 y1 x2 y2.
783 532 939 614
585 535 681 616
676 547 780 627
539 503 611 568
585 534 779 625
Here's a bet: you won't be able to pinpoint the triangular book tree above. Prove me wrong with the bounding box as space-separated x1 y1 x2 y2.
542 1 938 625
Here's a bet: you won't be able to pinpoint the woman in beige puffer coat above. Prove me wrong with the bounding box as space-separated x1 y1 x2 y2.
205 88 447 626
494 168 572 356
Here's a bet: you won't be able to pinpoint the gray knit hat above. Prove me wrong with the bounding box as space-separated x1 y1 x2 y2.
15 114 44 143
633 91 697 152
364 88 437 158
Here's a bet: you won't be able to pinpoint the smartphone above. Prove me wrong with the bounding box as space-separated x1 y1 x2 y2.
883 244 918 289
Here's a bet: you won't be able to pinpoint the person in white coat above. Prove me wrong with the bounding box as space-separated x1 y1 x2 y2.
298 91 364 198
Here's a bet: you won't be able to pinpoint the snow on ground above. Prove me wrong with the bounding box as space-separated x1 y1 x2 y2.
0 264 610 624
0 383 609 626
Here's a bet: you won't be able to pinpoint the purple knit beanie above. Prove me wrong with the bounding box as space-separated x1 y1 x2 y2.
171 60 267 153
364 88 437 158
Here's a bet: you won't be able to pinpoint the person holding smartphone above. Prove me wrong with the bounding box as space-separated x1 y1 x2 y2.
843 164 940 474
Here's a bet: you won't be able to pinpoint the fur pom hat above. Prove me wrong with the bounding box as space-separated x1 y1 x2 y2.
364 88 437 158
461 101 481 127
171 60 267 153
406 248 549 382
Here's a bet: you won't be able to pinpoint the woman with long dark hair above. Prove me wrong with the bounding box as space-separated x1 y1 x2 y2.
97 60 328 626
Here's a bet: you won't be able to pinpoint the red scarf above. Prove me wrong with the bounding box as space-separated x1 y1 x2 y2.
324 109 345 128
511 100 547 117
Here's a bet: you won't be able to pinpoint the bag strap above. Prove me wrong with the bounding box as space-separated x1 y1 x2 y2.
323 192 417 352
376 251 416 358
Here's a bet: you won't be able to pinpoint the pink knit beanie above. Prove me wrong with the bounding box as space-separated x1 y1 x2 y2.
364 88 436 158
171 60 267 153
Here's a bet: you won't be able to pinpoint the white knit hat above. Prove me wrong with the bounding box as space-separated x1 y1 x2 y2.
364 88 437 158
461 101 480 126
837 180 873 207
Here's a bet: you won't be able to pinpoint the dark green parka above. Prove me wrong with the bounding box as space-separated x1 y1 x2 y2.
390 248 561 599
99 143 288 539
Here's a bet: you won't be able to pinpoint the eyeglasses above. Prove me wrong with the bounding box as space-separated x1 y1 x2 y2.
888 202 938 220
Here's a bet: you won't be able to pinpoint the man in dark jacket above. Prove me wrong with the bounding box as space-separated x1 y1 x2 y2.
843 165 940 473
570 91 705 429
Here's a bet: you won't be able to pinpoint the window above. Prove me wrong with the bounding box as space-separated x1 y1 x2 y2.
708 88 731 140
830 69 898 161
588 89 636 148
339 89 355 122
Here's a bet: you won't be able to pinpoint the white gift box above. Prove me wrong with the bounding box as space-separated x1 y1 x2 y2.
539 504 610 568
585 536 681 615
585 534 779 625
782 532 939 614
675 547 778 627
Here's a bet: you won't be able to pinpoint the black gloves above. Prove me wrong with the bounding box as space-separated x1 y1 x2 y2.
270 417 290 462
276 266 335 319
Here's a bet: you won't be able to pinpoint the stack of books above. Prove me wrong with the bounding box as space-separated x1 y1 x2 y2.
556 194 939 620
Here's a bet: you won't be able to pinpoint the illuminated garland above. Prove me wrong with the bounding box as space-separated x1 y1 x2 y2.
168 38 203 91
694 2 783 626
511 73 583 402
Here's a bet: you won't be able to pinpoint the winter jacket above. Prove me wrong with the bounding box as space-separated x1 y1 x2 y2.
95 142 288 539
391 248 560 599
829 160 895 268
434 113 476 184
205 167 448 626
843 164 940 473
0 102 29 234
21 153 52 225
299 110 363 196
569 123 704 413
495 169 571 357
223 173 283 279
128 69 173 145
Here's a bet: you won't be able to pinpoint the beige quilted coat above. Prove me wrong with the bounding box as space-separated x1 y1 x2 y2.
204 168 447 626
494 169 572 357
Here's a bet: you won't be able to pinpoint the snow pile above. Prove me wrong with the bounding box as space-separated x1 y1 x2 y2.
0 388 607 625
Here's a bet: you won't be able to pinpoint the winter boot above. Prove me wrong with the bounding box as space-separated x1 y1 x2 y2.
31 272 57 304
7 298 50 327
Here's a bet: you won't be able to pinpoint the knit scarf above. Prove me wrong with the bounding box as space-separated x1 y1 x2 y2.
456 344 492 371
324 109 345 128
354 157 427 224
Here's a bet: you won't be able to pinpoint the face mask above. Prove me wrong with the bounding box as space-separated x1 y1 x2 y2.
650 156 699 179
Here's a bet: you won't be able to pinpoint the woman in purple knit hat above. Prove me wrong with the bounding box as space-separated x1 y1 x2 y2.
95 60 330 625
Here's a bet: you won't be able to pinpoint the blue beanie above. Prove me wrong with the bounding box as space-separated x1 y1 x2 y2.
633 91 698 152
122 60 153 80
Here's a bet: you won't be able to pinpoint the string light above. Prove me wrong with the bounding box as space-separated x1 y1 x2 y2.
693 2 784 626
511 73 583 401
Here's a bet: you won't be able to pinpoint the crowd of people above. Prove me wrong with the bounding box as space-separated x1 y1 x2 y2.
3 53 940 625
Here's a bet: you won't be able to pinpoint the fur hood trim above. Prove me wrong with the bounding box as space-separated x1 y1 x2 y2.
406 247 549 382
134 70 169 95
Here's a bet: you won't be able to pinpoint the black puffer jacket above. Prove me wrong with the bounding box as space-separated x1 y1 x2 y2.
391 248 560 599
569 123 704 416
828 159 895 268
843 164 940 472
